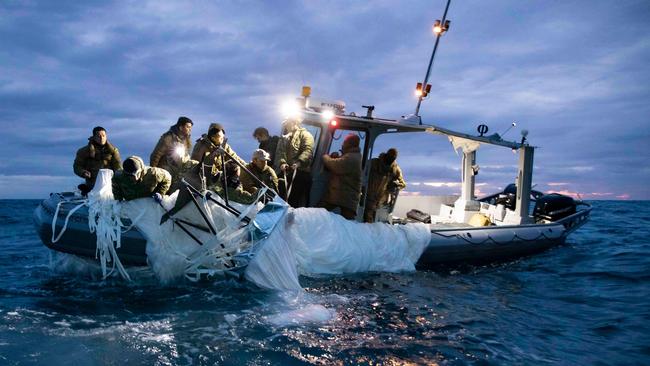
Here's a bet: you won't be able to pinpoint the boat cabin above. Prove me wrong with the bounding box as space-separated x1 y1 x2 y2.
287 91 536 226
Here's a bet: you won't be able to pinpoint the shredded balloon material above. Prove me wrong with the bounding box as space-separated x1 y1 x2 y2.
87 170 132 281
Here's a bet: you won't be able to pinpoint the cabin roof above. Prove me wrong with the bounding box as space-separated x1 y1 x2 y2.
300 109 527 150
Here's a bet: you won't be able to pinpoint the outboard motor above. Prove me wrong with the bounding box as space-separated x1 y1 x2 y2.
533 193 576 221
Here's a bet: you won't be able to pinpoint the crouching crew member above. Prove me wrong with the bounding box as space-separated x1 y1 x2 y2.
112 156 171 201
73 126 122 195
210 160 256 205
319 134 362 220
276 117 314 207
150 116 193 173
240 149 279 195
364 148 406 223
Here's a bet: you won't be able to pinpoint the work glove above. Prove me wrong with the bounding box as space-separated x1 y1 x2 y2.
152 193 163 204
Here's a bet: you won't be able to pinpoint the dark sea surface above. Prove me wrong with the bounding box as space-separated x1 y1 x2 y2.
1 199 649 365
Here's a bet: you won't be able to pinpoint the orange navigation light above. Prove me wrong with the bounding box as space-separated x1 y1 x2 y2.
433 20 442 34
415 82 423 97
301 86 311 98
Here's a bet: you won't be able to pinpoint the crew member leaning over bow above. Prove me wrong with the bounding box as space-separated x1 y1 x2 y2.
112 156 171 202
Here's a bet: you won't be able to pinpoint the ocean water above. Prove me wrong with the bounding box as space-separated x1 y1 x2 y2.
1 200 649 365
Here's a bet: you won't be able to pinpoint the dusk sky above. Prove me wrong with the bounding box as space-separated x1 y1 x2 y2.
1 0 648 199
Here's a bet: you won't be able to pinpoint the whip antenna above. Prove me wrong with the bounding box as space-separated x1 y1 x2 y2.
414 0 452 121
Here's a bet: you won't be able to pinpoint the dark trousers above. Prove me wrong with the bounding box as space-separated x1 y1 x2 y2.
320 202 357 220
280 170 311 207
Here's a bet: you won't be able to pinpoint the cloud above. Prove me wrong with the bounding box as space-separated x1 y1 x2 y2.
0 0 648 199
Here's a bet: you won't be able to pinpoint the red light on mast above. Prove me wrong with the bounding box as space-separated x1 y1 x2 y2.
330 119 338 127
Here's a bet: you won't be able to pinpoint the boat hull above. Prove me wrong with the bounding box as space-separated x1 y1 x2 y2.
34 193 591 271
33 193 148 266
417 208 591 268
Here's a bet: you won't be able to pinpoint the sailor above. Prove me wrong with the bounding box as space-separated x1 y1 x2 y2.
364 148 406 223
275 117 314 207
112 156 172 202
240 149 279 195
209 160 257 205
191 123 246 184
252 127 280 167
318 134 362 220
149 116 193 173
73 126 122 195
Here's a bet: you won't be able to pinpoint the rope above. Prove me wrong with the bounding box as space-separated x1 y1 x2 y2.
284 168 297 201
51 199 87 243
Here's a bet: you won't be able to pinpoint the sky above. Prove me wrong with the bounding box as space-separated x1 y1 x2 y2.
1 0 649 199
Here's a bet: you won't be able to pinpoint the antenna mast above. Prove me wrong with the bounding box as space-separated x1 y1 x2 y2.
414 0 452 121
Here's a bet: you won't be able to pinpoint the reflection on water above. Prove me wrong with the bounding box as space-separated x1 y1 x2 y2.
1 200 649 364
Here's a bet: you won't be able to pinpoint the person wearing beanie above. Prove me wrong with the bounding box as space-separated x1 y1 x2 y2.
112 156 171 201
252 126 280 167
190 122 246 185
149 116 193 173
73 126 122 195
318 133 363 220
364 148 406 223
240 148 279 195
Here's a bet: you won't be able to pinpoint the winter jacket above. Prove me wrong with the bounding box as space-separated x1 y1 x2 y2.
240 163 279 194
209 178 257 205
73 138 121 187
112 157 171 201
365 153 406 209
149 125 192 172
167 159 200 193
276 127 314 172
191 134 246 177
321 147 362 211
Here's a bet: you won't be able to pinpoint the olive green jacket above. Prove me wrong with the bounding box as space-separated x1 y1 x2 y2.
167 159 199 192
191 136 246 177
321 147 362 211
240 163 279 194
211 183 257 205
365 153 406 209
149 125 192 172
276 127 314 172
112 165 172 201
73 139 121 187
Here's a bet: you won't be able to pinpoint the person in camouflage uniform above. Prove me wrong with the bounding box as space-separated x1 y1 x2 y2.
240 149 279 195
208 160 257 205
191 123 246 185
276 117 314 207
112 156 171 201
73 126 122 193
364 148 406 223
149 116 193 173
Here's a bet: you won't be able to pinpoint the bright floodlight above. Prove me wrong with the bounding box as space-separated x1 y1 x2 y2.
281 100 301 118
433 25 442 34
322 110 334 121
174 145 185 158
414 89 423 97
